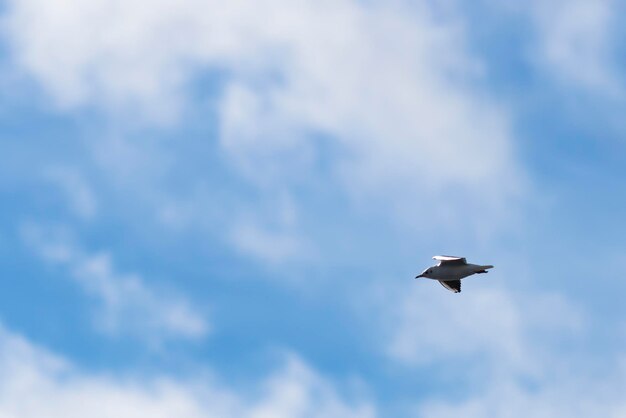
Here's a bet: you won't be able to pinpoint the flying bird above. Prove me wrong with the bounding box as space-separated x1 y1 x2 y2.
415 255 494 293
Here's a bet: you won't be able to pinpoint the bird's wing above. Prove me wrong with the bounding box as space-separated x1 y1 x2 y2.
433 255 467 266
439 280 461 293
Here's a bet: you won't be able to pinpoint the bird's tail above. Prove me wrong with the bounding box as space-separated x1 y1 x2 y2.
476 265 494 274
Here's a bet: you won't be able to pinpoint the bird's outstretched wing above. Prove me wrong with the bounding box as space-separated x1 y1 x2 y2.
439 280 461 293
433 255 467 266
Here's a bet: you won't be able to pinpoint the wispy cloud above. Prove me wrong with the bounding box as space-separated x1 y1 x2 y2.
0 323 376 418
4 0 526 242
358 278 620 415
228 193 315 267
20 222 209 341
0 289 615 418
417 357 626 417
375 285 583 376
231 221 306 267
529 0 623 96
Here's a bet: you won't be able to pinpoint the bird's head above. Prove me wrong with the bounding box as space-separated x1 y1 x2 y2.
415 267 434 279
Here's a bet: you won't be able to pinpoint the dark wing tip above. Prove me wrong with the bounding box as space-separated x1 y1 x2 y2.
439 280 461 293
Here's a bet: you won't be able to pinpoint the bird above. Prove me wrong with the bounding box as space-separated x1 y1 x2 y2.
415 255 494 293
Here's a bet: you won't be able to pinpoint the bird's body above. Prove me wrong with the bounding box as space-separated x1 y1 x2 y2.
415 255 493 293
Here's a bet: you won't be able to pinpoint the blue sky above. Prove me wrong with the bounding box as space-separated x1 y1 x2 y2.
1 0 626 416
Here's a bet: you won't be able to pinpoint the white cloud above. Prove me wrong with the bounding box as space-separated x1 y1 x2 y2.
529 0 622 96
20 223 209 341
360 278 626 417
230 221 305 266
0 302 624 418
228 194 315 266
245 354 375 418
0 323 375 418
4 0 525 238
213 1 524 232
417 367 626 418
367 281 584 380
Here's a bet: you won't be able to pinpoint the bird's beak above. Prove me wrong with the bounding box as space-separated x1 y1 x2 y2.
415 274 423 279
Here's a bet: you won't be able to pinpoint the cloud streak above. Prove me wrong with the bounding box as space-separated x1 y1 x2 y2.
358 278 626 416
20 222 209 341
529 0 622 96
379 285 583 377
0 322 375 418
4 0 525 239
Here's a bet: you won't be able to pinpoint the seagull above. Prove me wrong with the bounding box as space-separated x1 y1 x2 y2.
415 255 494 293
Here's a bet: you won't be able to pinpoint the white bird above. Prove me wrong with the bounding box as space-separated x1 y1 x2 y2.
415 255 493 293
